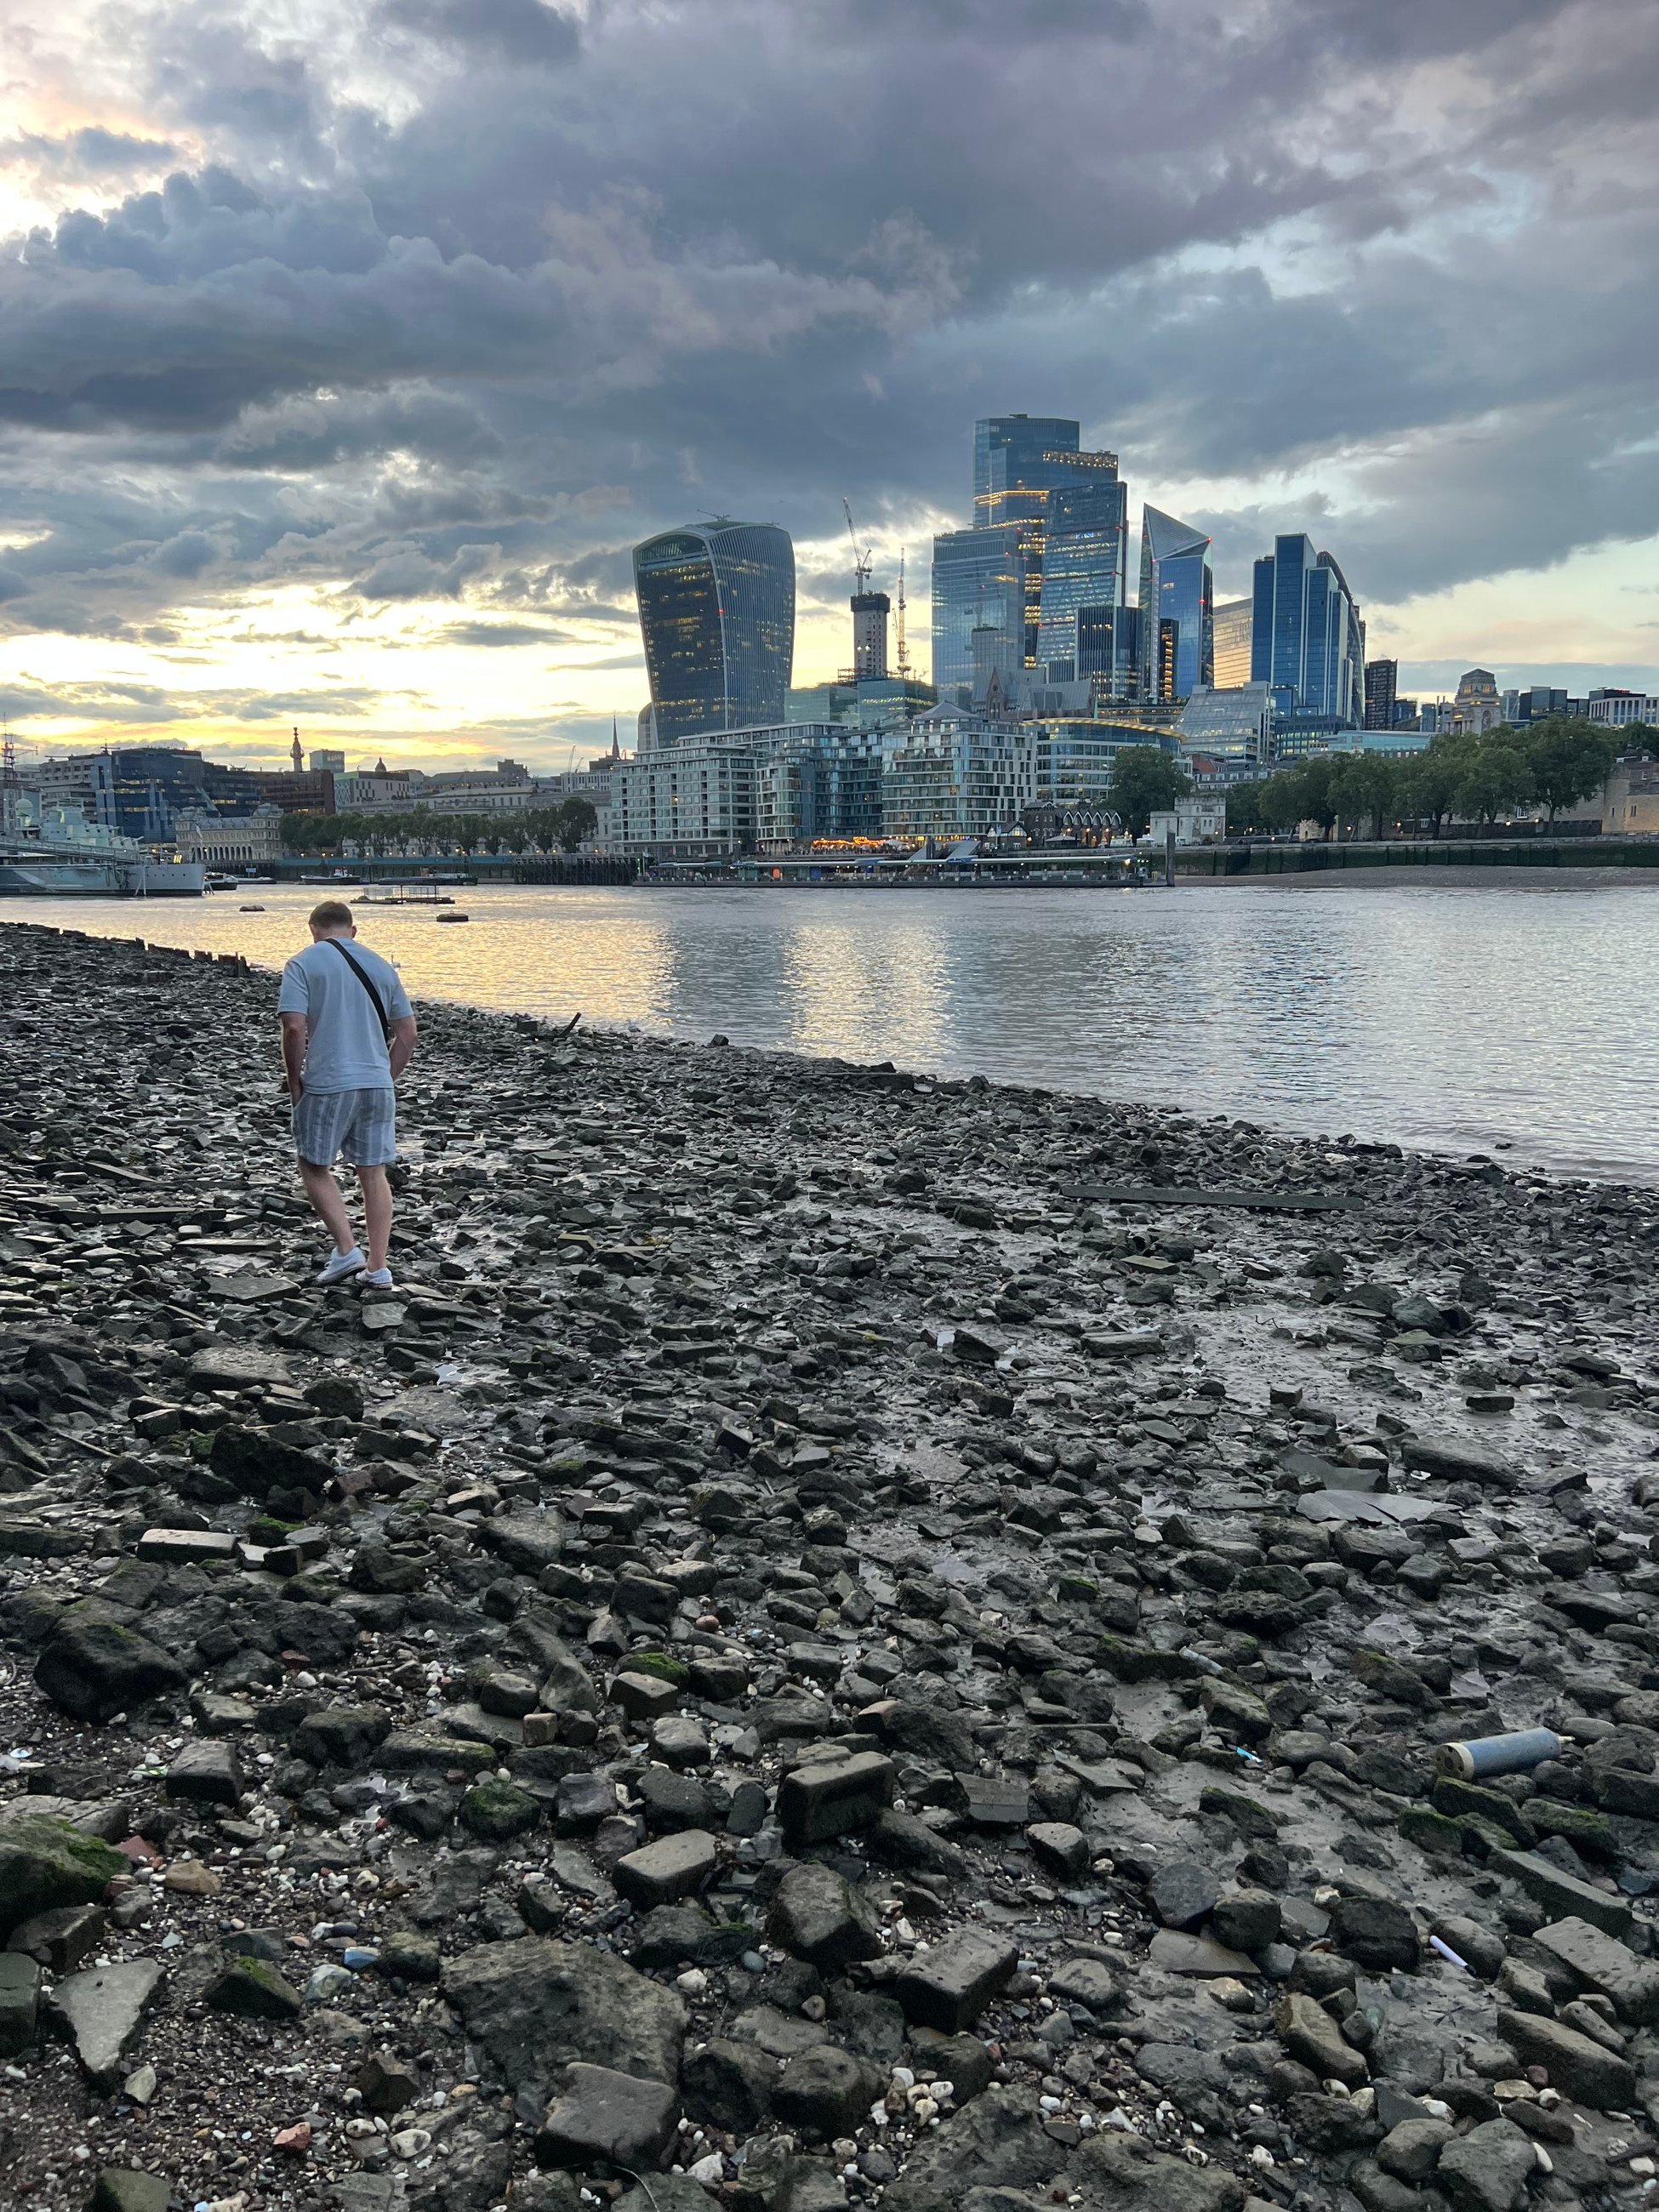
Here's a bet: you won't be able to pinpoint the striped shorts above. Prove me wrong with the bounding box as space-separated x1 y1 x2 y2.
293 1086 397 1167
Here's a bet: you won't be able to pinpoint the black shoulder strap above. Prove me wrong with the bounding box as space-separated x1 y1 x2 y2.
324 938 391 1037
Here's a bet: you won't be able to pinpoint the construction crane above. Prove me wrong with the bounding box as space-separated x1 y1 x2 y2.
841 499 872 594
894 551 910 678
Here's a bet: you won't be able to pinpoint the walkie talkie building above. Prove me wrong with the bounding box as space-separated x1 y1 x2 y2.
633 522 795 749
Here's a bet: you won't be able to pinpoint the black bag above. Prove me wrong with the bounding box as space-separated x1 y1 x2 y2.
325 938 392 1040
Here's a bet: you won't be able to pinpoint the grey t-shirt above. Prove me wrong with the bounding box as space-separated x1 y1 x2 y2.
276 938 413 1094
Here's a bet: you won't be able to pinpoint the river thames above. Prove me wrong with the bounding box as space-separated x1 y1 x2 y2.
5 870 1655 1183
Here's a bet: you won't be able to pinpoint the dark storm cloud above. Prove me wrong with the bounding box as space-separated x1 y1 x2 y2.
0 0 1651 682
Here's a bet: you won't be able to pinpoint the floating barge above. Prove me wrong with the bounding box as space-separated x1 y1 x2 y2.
354 881 457 906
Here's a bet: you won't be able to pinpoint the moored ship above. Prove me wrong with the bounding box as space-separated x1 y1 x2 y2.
0 790 206 897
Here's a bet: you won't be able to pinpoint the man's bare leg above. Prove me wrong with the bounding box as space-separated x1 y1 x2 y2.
357 1165 392 1272
299 1160 357 1255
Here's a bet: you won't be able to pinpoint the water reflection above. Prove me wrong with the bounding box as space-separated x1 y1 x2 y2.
5 875 1655 1183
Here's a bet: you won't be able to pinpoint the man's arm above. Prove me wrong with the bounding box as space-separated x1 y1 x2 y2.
388 1013 419 1082
280 1012 309 1100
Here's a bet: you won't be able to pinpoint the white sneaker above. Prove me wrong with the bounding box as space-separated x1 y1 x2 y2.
318 1247 366 1286
361 1266 396 1290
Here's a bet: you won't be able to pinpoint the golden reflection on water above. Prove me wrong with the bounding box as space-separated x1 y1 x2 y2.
782 917 953 1065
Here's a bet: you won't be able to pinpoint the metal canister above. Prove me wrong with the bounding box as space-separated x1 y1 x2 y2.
1436 1728 1563 1781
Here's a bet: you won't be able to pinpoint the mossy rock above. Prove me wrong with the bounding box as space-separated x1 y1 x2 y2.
379 1930 442 1982
1094 1635 1201 1684
1432 1773 1534 1846
32 1614 188 1723
1528 1801 1620 1864
0 1812 127 1939
205 1957 303 2018
90 2169 170 2212
1398 1804 1465 1858
459 1778 543 1842
630 1651 690 1686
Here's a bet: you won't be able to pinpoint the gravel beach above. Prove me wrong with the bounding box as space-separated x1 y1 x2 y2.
2 919 1657 2212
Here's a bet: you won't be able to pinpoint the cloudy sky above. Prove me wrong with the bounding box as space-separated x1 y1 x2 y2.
2 0 1655 773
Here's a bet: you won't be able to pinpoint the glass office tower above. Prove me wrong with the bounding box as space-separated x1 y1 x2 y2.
1211 597 1253 689
931 522 1025 702
1036 476 1129 681
970 419 1120 667
633 522 795 747
972 416 1084 527
1250 533 1362 727
1138 506 1214 703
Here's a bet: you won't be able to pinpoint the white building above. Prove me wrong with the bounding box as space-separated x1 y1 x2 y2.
334 761 429 812
172 806 285 867
608 738 758 859
1149 797 1228 847
1588 693 1659 728
882 710 1035 843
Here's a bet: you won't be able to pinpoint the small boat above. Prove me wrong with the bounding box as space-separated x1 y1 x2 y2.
239 904 266 912
436 911 470 924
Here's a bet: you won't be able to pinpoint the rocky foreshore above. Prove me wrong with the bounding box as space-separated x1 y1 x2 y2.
1 918 1657 2212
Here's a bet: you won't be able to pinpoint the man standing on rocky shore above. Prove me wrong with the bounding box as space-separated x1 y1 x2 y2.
277 899 418 1288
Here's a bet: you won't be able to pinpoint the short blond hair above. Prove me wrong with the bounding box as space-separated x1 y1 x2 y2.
309 899 355 932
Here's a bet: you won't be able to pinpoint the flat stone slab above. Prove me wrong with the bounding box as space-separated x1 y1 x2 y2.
48 1958 163 2090
613 1829 717 1908
536 2061 678 2169
136 1528 237 1565
1147 1930 1262 1977
189 1344 295 1388
371 1387 473 1436
1491 1849 1633 1939
1497 2005 1637 2110
1533 1917 1659 2026
0 1952 41 2056
206 1269 301 1303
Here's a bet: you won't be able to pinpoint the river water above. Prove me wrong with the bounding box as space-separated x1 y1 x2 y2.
5 871 1656 1184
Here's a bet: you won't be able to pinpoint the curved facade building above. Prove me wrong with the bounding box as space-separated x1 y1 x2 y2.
633 522 795 749
1251 533 1363 728
1138 505 1214 704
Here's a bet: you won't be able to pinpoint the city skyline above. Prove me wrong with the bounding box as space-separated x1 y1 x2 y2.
0 0 1654 775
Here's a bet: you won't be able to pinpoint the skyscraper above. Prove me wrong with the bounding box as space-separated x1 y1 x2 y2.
931 522 1025 703
851 591 890 681
933 419 1127 698
1251 533 1363 727
972 416 1084 529
965 419 1121 668
1211 598 1252 689
1036 474 1129 682
1076 605 1142 697
1364 658 1398 731
1138 506 1214 704
633 522 795 747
